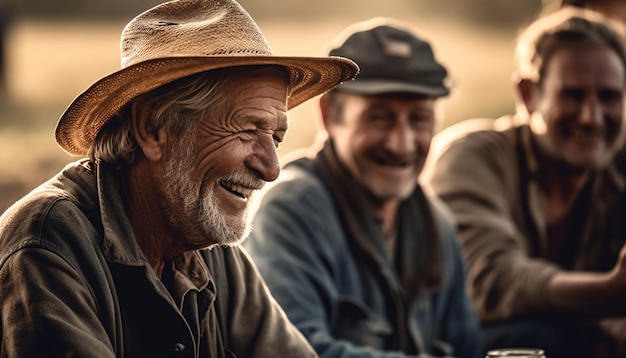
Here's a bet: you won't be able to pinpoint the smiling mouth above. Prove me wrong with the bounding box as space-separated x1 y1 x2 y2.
570 133 604 148
371 155 415 168
219 180 256 199
569 127 604 143
369 149 422 168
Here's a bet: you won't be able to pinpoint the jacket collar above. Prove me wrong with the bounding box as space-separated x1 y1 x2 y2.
96 161 148 266
312 139 443 293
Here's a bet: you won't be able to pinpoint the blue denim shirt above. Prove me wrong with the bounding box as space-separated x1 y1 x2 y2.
245 156 483 358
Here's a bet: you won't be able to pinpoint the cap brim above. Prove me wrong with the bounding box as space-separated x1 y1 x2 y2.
55 55 359 156
334 79 449 98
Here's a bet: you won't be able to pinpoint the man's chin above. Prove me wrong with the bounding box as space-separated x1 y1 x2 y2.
220 224 250 247
565 155 611 172
371 184 416 202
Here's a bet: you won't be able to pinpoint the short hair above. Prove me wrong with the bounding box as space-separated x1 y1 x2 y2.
538 0 623 21
90 65 288 167
560 0 605 6
515 7 626 84
322 90 349 124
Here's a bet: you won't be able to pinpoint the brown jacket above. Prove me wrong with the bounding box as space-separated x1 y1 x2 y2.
0 160 316 357
424 120 626 323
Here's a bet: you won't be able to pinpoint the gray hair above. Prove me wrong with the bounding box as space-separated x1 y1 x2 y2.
90 65 289 167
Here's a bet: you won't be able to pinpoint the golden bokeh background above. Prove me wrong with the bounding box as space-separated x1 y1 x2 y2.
0 0 544 211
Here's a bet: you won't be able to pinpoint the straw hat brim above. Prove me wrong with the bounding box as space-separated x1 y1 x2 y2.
55 55 359 156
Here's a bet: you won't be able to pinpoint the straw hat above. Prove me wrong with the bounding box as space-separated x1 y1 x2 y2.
55 0 359 156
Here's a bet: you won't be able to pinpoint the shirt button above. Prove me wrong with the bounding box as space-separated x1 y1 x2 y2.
174 342 185 352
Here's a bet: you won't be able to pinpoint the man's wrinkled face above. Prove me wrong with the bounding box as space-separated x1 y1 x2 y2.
327 92 436 203
530 45 625 170
162 68 289 248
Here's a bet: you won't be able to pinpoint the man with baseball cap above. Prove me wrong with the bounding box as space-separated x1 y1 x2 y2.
0 0 358 356
244 18 483 358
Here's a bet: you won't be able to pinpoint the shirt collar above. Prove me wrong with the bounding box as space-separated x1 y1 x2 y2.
166 251 211 309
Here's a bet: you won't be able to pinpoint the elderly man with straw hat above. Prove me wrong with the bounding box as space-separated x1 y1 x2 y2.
0 0 358 356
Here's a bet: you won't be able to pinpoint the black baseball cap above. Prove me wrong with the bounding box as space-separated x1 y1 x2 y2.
327 18 450 98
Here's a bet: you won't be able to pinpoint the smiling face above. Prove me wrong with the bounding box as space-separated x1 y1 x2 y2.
527 45 626 170
323 92 436 204
161 67 289 248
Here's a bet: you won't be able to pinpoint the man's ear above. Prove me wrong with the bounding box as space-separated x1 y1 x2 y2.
516 77 538 115
131 101 167 162
319 93 333 132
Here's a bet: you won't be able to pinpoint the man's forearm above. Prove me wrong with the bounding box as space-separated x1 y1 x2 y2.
546 270 626 317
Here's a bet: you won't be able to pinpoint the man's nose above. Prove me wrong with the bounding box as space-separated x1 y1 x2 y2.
579 96 603 126
385 120 416 156
244 135 280 182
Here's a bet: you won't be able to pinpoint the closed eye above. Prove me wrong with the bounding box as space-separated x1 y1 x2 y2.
599 89 623 104
273 130 286 148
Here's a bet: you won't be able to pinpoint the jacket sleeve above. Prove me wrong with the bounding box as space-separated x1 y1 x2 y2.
216 246 318 357
245 176 438 358
430 201 485 358
425 130 558 323
0 248 116 357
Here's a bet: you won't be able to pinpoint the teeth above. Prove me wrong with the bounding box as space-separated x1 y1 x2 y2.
573 133 595 143
222 181 254 198
571 128 602 142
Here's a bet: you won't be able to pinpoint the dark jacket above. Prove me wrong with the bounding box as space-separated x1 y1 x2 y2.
0 160 316 357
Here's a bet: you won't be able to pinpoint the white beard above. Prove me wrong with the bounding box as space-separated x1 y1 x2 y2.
162 141 248 248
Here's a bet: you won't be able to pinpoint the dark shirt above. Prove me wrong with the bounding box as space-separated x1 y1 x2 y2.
0 160 316 357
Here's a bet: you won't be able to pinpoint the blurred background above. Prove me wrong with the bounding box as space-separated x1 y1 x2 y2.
0 0 544 211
